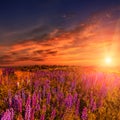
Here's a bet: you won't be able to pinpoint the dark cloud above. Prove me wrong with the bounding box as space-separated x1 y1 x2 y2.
0 55 12 60
16 56 44 62
33 50 44 55
16 56 30 61
46 50 58 55
0 60 13 65
33 49 58 56
0 55 14 64
23 25 52 40
30 57 44 61
40 43 53 46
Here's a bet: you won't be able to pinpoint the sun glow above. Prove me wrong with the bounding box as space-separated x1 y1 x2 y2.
105 57 112 65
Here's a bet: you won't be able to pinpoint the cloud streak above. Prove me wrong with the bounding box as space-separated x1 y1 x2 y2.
0 7 120 66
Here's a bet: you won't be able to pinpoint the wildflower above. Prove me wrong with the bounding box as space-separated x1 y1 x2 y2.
46 92 51 104
14 94 22 113
12 96 19 112
73 92 78 103
25 95 31 120
40 114 45 120
92 101 97 112
50 108 56 120
65 93 73 108
25 104 31 120
40 105 46 120
32 92 37 108
1 108 14 120
81 107 88 120
75 98 80 116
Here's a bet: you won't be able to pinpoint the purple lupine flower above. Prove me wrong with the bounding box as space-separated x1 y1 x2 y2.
46 79 50 88
73 92 78 103
8 97 12 108
25 95 31 120
25 104 31 120
92 101 97 112
14 94 22 113
36 91 41 111
12 96 19 112
75 98 80 116
40 114 45 120
26 94 31 106
50 108 56 120
64 93 73 108
46 92 51 104
89 92 97 112
10 108 14 120
22 90 26 101
8 91 12 108
71 81 76 89
32 92 37 107
42 86 46 98
59 76 65 83
34 80 39 89
40 105 46 120
52 88 57 94
36 103 40 111
31 109 35 120
2 67 14 76
38 91 41 101
19 96 22 113
31 92 38 120
89 94 94 108
57 91 64 103
1 108 14 120
81 107 88 120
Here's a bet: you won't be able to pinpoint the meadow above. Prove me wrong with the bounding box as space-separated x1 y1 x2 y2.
0 66 120 120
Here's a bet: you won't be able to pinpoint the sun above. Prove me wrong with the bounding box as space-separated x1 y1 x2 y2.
105 57 112 65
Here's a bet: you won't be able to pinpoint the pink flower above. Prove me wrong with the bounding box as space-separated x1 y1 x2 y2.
1 108 14 120
50 108 56 120
81 107 88 120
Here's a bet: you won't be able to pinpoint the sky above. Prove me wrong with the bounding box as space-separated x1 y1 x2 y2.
0 0 120 66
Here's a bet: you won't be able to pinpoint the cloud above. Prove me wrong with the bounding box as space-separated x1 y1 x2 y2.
16 56 44 62
33 49 58 56
0 7 120 66
33 50 44 55
46 50 58 56
0 55 14 64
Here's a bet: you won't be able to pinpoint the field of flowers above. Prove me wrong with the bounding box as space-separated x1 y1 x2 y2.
0 67 120 120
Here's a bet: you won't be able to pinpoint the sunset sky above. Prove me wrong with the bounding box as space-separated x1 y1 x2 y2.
0 0 120 66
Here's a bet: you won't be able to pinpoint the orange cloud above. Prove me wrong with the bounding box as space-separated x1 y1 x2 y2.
0 7 120 66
